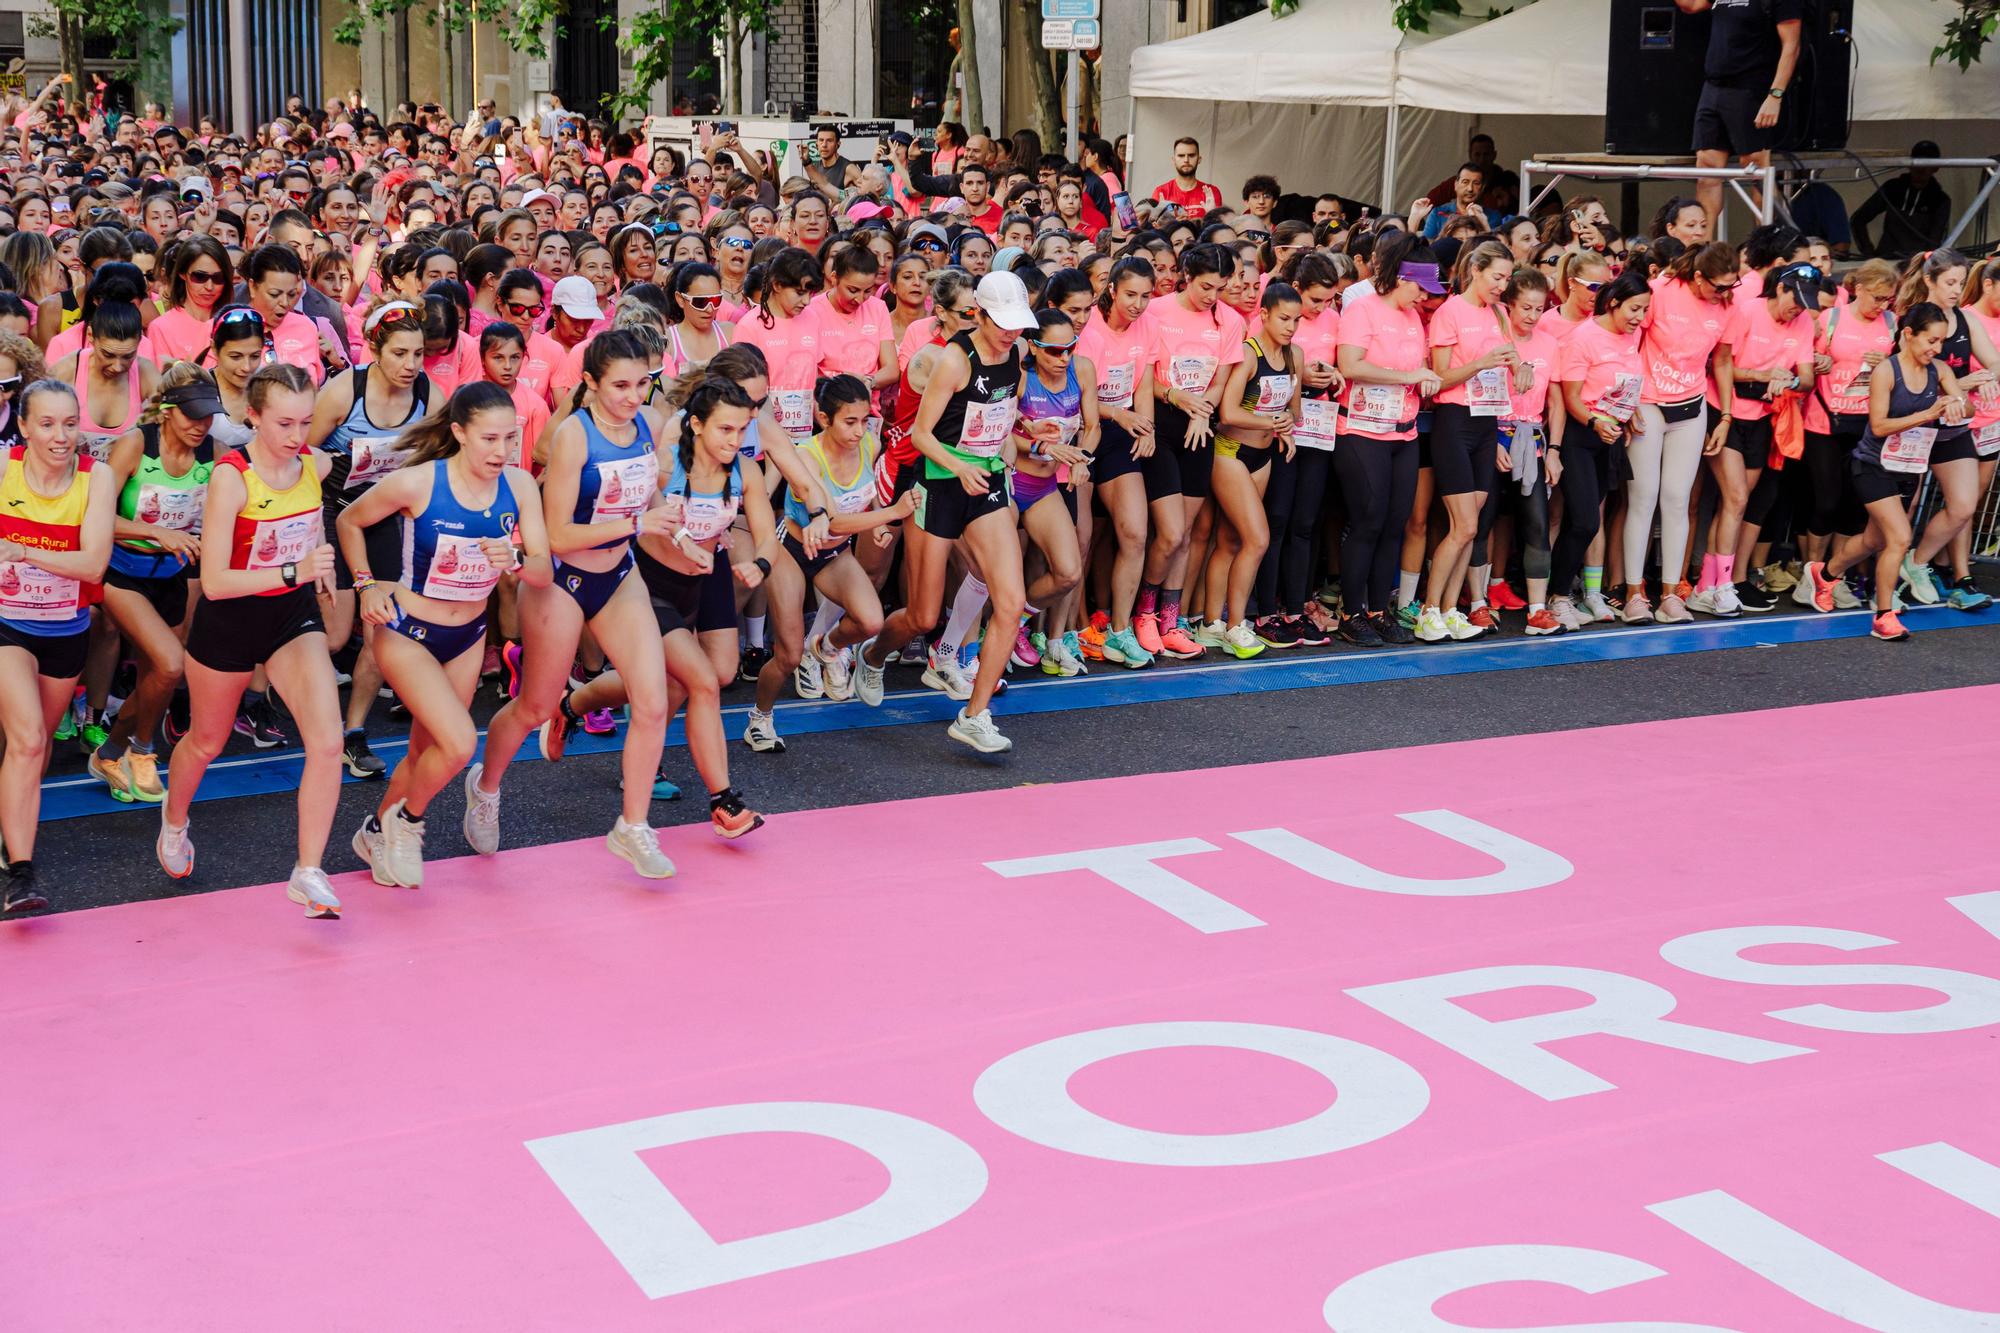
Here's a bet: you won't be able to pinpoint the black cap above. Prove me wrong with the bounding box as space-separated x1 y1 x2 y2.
888 130 914 147
162 378 225 419
1765 261 1824 307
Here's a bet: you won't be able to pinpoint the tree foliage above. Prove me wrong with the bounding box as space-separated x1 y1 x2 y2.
1378 0 1994 67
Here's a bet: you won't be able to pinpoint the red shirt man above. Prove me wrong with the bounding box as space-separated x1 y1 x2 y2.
1151 136 1224 214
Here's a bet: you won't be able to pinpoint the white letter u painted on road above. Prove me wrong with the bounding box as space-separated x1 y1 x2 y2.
1232 810 1573 897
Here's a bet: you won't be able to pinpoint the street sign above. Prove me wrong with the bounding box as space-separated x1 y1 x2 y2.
1042 0 1098 17
1042 16 1100 49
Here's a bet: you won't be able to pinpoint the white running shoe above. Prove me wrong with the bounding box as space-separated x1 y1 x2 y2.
922 645 973 701
1711 582 1743 617
1192 618 1229 648
1444 609 1483 641
1044 631 1087 675
793 646 824 699
1550 596 1586 633
377 800 426 889
1831 575 1864 610
1414 607 1450 642
462 763 501 856
948 706 1012 754
351 816 385 879
743 708 786 753
1582 590 1618 623
1686 586 1719 616
853 638 886 707
157 811 193 879
286 866 341 919
814 636 854 701
607 818 676 879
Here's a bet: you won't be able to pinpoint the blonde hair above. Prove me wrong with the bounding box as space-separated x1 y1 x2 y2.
1845 258 1900 297
0 329 47 383
142 361 217 427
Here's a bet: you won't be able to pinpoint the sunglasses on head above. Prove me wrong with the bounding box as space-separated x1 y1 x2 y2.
213 306 266 330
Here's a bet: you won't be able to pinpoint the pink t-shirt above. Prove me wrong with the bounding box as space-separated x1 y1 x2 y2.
1804 305 1895 434
1640 277 1731 404
516 329 565 407
807 290 893 390
1426 293 1512 408
1967 305 2000 446
548 336 598 403
502 379 551 470
1078 307 1153 411
1291 306 1341 374
1146 296 1244 398
146 307 217 366
1337 297 1427 441
732 309 822 440
1708 296 1813 422
897 316 938 372
1559 317 1645 421
267 309 326 385
1508 322 1561 424
422 332 482 399
48 324 158 366
1540 307 1586 346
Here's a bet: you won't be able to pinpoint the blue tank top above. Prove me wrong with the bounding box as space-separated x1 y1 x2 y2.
321 366 433 493
659 447 744 552
784 432 878 529
1017 359 1083 453
401 460 522 602
571 410 659 550
1855 355 1943 467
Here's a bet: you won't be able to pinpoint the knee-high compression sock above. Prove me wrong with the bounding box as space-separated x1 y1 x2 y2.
937 576 989 659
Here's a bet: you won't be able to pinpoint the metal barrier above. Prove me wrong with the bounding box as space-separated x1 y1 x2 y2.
1908 466 2000 564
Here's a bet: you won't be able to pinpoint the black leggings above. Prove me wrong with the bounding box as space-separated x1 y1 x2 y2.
1551 421 1611 595
1482 472 1552 580
1804 426 1866 537
1332 434 1418 615
1255 447 1336 615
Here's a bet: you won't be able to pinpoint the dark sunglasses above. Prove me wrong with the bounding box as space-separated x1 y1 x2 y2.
1708 279 1739 295
1029 339 1076 355
506 301 546 318
0 376 21 394
911 238 946 252
185 268 225 286
1576 279 1606 293
684 293 723 311
719 235 754 250
213 306 266 331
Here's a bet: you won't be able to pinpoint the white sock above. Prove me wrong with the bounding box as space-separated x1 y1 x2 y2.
1529 601 1545 613
747 615 767 648
1469 564 1491 600
1397 570 1420 607
810 599 845 643
937 576 989 658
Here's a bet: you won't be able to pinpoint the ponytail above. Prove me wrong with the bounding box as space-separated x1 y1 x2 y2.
401 381 516 468
677 375 757 476
1895 248 1969 316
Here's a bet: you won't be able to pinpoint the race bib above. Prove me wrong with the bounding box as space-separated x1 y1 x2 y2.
1254 373 1296 413
959 398 1018 459
81 433 117 463
1975 420 2000 459
1880 426 1936 474
1170 354 1218 394
133 483 205 534
345 434 409 488
0 560 80 621
421 531 513 601
1468 367 1512 418
1099 362 1136 409
246 510 323 569
1346 383 1409 434
773 389 813 438
1599 373 1643 423
665 487 740 548
1294 398 1338 451
587 453 658 526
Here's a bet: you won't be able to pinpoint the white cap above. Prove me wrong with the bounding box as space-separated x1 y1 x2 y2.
521 188 559 209
179 175 209 198
551 275 603 321
973 271 1037 331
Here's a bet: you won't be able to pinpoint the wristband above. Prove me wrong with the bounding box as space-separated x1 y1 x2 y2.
752 556 771 578
807 506 827 521
351 571 375 590
281 561 300 588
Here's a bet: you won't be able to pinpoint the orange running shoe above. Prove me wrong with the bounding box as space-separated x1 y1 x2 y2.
1134 611 1164 656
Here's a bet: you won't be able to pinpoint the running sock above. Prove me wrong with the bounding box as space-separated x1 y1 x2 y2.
396 803 423 825
1160 589 1183 628
129 740 153 754
1136 583 1160 617
746 615 768 649
938 576 989 658
242 688 265 710
1397 570 1420 608
95 736 119 761
1583 567 1603 596
558 692 582 726
1697 553 1718 591
1529 601 1546 613
1715 554 1736 586
809 599 845 643
365 814 382 834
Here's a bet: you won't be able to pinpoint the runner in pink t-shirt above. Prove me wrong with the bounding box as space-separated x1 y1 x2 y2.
1550 273 1650 630
1496 269 1563 634
1800 264 1898 554
808 254 895 414
730 253 824 446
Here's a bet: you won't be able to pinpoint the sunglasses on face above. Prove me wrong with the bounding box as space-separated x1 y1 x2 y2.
719 235 753 250
684 293 723 311
1708 279 1739 295
0 376 21 394
507 301 546 318
1577 279 1606 293
1537 258 1560 269
912 238 945 252
1029 339 1076 355
186 268 224 286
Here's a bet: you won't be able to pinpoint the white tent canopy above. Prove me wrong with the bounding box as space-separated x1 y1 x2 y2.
1129 0 2000 216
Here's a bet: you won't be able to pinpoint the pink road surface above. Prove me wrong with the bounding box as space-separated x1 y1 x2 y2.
5 689 2000 1331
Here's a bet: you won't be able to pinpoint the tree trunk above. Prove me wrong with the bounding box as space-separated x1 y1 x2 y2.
1016 0 1063 152
56 12 85 102
725 12 743 114
954 0 982 131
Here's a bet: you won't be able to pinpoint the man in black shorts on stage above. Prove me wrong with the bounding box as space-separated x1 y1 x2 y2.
1678 0 1803 223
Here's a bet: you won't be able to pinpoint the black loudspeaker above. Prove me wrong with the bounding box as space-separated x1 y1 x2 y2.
1605 1 1853 156
1776 1 1852 152
1605 1 1710 156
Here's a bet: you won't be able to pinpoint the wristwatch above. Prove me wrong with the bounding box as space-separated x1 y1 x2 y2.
281 561 299 588
1768 88 1786 100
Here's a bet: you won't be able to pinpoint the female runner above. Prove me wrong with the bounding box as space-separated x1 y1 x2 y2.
463 330 680 876
1202 283 1299 658
1074 255 1158 667
148 237 233 367
88 365 220 803
663 261 732 376
744 375 910 752
1550 271 1651 631
1800 303 1969 641
338 382 551 888
158 364 344 918
0 380 115 914
306 300 434 779
1252 251 1343 647
1799 261 1897 571
1010 306 1095 675
1492 267 1566 635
